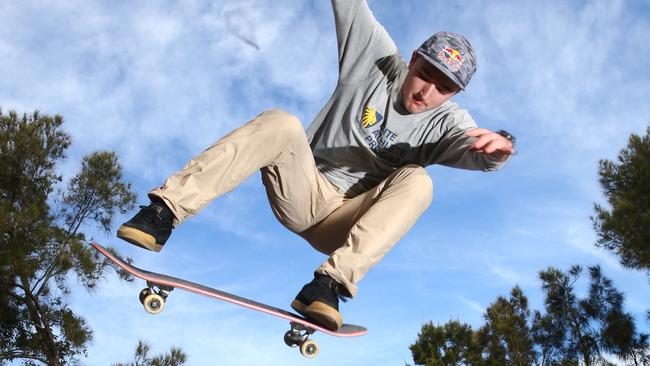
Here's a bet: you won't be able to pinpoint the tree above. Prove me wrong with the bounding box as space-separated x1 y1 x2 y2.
477 286 535 365
113 341 187 366
410 266 649 366
410 320 482 366
592 126 650 272
625 334 650 366
531 265 647 366
409 288 535 366
0 109 136 365
592 127 650 330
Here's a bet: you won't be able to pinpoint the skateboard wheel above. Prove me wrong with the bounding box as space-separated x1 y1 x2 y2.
283 331 299 348
143 293 165 314
299 339 319 359
139 288 151 305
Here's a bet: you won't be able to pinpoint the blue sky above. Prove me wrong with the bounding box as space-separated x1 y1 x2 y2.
2 0 649 364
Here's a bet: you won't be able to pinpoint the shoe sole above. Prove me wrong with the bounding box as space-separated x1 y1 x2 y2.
291 299 342 331
117 226 163 253
291 299 308 315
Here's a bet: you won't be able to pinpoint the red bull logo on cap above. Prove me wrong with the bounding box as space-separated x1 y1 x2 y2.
437 47 464 72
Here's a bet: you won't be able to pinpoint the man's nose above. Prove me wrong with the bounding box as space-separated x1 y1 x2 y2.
420 82 435 98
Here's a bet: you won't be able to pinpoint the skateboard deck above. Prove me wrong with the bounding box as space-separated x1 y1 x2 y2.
91 242 366 358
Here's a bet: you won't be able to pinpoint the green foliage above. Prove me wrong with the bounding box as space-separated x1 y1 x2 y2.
60 151 137 236
410 287 534 366
477 286 535 365
0 108 136 365
410 266 649 366
410 320 481 365
592 126 650 272
112 341 188 366
531 265 645 365
592 126 650 349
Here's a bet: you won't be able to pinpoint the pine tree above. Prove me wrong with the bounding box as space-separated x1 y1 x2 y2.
0 109 136 365
410 320 481 366
592 126 650 334
410 266 648 365
113 341 187 366
477 286 535 365
592 126 650 272
532 265 647 366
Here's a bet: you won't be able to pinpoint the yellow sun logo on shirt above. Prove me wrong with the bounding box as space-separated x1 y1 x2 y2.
362 106 383 128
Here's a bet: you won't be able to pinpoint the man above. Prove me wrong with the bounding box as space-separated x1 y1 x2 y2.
117 0 515 331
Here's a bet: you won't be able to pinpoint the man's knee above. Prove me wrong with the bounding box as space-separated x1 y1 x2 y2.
259 109 303 135
394 164 434 208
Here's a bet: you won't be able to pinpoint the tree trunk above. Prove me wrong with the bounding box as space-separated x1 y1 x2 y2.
20 276 60 366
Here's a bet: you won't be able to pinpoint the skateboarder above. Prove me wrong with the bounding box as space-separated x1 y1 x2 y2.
117 0 515 331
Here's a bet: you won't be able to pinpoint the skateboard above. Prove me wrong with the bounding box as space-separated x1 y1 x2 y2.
91 242 367 358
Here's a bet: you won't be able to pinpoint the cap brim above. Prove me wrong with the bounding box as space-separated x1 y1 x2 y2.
417 49 465 90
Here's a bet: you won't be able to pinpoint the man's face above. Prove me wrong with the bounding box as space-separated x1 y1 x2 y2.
401 51 461 113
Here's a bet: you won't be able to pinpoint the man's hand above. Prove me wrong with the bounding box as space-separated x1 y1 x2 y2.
466 128 516 159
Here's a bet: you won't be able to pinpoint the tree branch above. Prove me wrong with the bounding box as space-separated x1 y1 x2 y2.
0 350 48 364
20 275 60 365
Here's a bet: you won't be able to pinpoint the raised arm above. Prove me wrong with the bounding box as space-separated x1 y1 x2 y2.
331 0 398 83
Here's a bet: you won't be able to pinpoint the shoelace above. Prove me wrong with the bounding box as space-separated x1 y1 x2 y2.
133 205 159 223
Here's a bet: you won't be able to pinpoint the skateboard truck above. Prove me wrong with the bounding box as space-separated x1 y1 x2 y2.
284 322 319 358
139 281 174 315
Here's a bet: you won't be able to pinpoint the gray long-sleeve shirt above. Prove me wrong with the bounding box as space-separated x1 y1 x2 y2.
306 0 508 197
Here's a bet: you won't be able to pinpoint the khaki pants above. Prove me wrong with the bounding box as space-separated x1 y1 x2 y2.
150 109 433 297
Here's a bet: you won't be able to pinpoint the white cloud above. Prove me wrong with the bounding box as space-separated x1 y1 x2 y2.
0 0 337 186
457 295 486 315
457 0 648 173
487 261 536 287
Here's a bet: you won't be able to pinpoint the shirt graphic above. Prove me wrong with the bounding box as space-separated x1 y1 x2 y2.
362 106 383 128
358 104 408 166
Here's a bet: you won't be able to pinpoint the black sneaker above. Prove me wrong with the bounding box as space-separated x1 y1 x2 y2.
291 273 350 331
117 200 174 252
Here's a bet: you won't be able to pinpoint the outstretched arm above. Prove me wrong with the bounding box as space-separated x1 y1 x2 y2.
466 128 516 162
432 118 515 172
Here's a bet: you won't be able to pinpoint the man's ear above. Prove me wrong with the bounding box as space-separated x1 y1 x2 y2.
408 49 418 68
